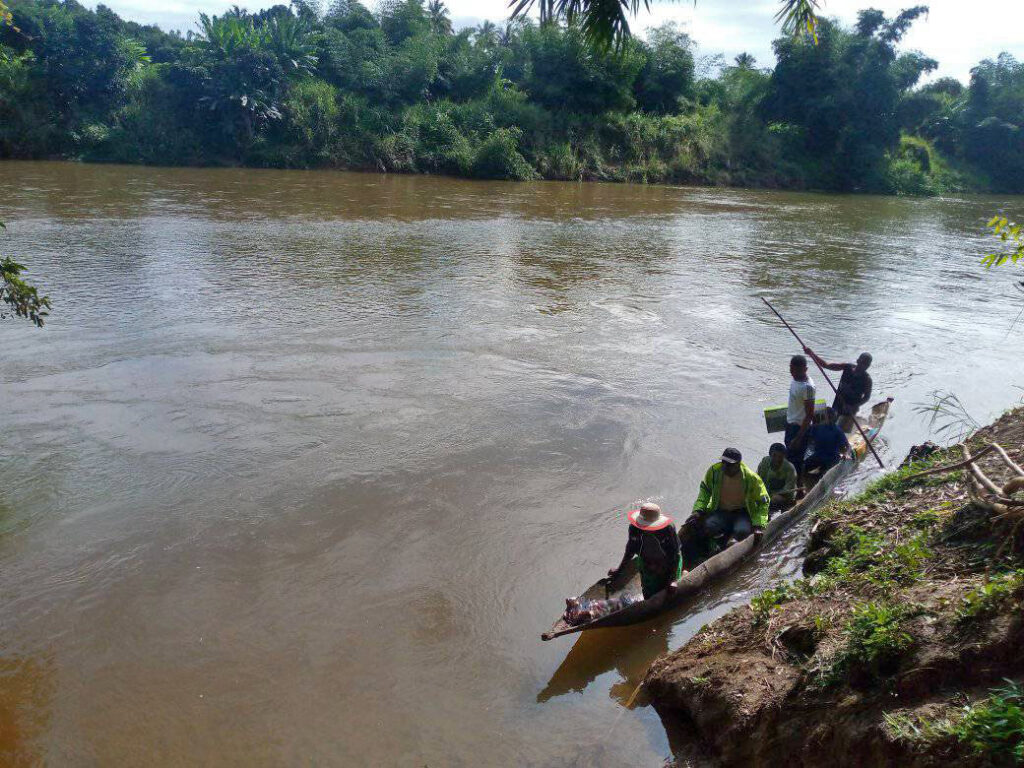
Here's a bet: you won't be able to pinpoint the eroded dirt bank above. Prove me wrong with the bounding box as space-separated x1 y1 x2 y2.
645 408 1024 767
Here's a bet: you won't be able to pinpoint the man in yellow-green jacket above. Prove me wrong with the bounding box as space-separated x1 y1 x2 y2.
689 448 770 557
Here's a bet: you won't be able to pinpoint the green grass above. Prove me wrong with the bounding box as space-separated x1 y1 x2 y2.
856 455 954 499
885 681 1024 764
910 502 957 532
813 499 844 523
816 526 931 595
813 454 953 523
956 571 1024 623
884 710 957 744
751 583 794 622
844 602 915 669
750 578 819 623
750 526 933 624
954 681 1024 763
817 601 916 686
811 613 833 635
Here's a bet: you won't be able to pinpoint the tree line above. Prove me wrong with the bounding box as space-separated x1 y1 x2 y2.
1 0 1023 194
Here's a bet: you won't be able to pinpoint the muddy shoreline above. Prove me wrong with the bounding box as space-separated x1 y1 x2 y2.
643 408 1024 767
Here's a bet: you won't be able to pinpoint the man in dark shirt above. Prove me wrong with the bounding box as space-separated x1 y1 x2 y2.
804 347 873 432
804 407 851 480
608 502 683 599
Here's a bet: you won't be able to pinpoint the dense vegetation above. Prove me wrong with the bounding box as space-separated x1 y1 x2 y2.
1 0 1023 193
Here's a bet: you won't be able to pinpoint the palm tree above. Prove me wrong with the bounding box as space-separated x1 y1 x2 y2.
475 20 499 48
733 52 756 70
538 0 558 24
426 0 453 35
509 0 820 50
499 18 526 46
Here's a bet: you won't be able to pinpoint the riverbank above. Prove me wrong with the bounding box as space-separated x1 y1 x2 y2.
645 407 1024 767
5 0 1017 198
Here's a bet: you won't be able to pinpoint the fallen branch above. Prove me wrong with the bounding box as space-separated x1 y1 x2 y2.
905 445 995 481
963 445 1024 544
964 444 1004 497
991 443 1024 479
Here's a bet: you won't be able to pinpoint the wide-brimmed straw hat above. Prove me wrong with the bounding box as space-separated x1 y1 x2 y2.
628 502 673 531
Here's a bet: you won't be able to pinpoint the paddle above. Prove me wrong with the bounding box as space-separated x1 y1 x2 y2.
761 297 885 470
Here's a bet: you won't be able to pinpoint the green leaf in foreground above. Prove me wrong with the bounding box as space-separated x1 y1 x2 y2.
984 216 1024 268
1 256 51 327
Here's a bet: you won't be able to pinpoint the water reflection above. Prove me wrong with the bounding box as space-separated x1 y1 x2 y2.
538 624 670 705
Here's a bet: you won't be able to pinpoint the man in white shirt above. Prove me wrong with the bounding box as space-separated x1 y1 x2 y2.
785 354 816 478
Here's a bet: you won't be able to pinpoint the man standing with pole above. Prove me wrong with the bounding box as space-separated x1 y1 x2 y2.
785 354 816 480
803 347 873 433
761 297 885 471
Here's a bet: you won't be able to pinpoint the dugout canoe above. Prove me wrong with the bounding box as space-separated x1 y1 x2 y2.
541 398 893 641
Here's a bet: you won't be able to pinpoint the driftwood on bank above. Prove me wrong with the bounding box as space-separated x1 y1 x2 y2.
967 445 1006 497
905 445 995 481
909 442 1024 508
959 443 1024 559
991 442 1024 479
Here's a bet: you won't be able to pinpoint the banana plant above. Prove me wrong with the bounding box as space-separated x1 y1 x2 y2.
198 11 270 60
265 14 318 75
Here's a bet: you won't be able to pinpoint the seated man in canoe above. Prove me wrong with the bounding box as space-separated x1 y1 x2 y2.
681 448 770 567
606 502 683 600
803 346 873 432
757 442 798 513
803 407 851 482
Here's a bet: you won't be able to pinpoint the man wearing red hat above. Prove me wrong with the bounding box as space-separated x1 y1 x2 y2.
607 502 683 599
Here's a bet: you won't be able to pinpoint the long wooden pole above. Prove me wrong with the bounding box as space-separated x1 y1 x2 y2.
761 297 885 470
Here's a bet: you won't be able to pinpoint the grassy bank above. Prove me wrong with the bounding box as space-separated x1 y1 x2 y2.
645 407 1024 767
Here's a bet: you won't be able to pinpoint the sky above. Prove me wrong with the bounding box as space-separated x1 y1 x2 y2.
99 0 1024 83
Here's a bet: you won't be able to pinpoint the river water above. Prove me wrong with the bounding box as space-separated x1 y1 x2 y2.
1 161 1022 766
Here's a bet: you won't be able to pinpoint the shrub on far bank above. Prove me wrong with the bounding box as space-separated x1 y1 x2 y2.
470 127 535 180
886 155 937 196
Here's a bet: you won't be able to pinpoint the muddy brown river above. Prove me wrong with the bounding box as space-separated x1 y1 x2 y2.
1 161 1022 766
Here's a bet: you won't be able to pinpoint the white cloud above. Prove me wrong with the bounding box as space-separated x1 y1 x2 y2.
99 0 1024 82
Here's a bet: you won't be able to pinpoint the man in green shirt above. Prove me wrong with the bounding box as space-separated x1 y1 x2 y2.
757 442 798 513
681 448 771 566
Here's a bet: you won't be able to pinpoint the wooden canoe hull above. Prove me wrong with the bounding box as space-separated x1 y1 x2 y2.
541 398 892 641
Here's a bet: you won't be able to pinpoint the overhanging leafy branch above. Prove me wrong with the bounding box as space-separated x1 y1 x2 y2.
985 216 1024 268
0 224 51 327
